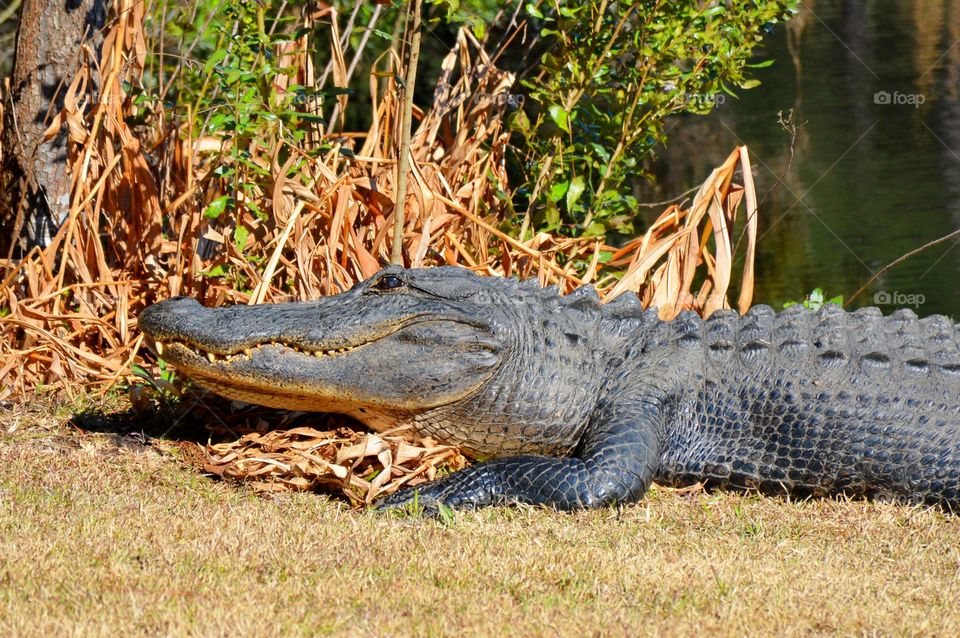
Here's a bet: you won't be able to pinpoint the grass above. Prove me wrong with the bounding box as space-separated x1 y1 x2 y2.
2 399 959 637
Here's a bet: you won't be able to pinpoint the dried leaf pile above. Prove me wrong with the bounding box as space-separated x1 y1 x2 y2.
198 425 466 506
1 0 760 501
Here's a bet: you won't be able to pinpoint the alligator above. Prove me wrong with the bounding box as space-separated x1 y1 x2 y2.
138 266 960 511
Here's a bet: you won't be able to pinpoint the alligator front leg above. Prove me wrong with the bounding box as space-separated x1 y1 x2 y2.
377 408 663 511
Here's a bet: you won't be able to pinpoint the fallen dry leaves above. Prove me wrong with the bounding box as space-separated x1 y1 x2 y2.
199 425 466 506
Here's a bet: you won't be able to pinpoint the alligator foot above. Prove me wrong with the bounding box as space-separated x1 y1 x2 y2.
377 456 564 513
376 410 662 511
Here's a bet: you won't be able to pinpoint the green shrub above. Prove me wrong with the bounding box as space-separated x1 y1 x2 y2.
513 0 798 238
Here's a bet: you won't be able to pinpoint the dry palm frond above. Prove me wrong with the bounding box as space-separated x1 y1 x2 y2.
604 146 757 318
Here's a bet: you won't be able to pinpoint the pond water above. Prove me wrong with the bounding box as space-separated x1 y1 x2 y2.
643 0 960 317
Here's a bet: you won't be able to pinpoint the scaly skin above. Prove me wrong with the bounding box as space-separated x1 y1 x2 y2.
138 266 960 510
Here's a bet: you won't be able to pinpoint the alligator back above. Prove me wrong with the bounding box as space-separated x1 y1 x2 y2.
655 304 960 505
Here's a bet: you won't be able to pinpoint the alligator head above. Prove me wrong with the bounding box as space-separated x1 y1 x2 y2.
137 266 513 419
138 265 620 457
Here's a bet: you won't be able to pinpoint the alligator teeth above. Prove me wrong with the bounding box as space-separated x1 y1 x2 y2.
154 341 164 356
170 340 362 362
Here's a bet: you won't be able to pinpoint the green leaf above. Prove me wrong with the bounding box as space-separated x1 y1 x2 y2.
203 48 228 76
200 264 228 278
565 175 585 212
584 221 606 237
203 196 231 219
130 364 152 381
233 225 249 251
548 105 570 133
437 502 455 526
740 79 761 89
590 143 611 163
526 3 543 19
509 109 531 136
470 17 486 40
549 181 570 203
247 201 267 222
544 203 560 227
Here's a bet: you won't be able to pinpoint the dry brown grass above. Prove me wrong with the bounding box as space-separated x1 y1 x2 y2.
3 403 959 637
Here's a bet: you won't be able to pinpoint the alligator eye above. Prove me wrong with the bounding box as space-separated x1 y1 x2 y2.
375 274 403 290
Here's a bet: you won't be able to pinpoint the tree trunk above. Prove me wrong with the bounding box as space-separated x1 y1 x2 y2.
1 0 107 258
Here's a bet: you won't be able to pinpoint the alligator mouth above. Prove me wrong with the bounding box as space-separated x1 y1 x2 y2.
151 338 363 366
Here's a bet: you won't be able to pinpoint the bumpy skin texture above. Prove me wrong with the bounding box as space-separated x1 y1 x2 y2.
139 266 960 511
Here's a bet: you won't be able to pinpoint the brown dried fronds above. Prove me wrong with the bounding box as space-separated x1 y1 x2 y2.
603 146 758 319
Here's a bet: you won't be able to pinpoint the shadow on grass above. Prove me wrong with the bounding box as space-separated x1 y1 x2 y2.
70 388 366 442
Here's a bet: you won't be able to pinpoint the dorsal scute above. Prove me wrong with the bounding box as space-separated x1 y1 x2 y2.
810 303 851 369
561 284 602 311
705 309 738 362
597 292 652 341
602 292 644 318
516 277 544 293
672 311 704 349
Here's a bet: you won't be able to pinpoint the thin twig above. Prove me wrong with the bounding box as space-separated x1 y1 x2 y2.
391 0 422 265
845 229 960 307
633 184 700 208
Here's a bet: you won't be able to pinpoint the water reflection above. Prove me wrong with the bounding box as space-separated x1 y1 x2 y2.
642 0 960 317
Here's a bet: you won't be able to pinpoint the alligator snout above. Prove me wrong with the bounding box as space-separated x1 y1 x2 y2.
138 296 207 343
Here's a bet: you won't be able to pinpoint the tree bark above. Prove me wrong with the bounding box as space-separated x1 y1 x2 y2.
1 0 107 258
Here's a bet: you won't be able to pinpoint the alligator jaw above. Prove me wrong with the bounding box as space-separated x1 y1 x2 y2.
148 340 385 414
138 289 502 418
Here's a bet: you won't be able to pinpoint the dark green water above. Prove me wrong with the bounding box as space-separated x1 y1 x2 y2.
644 0 960 317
